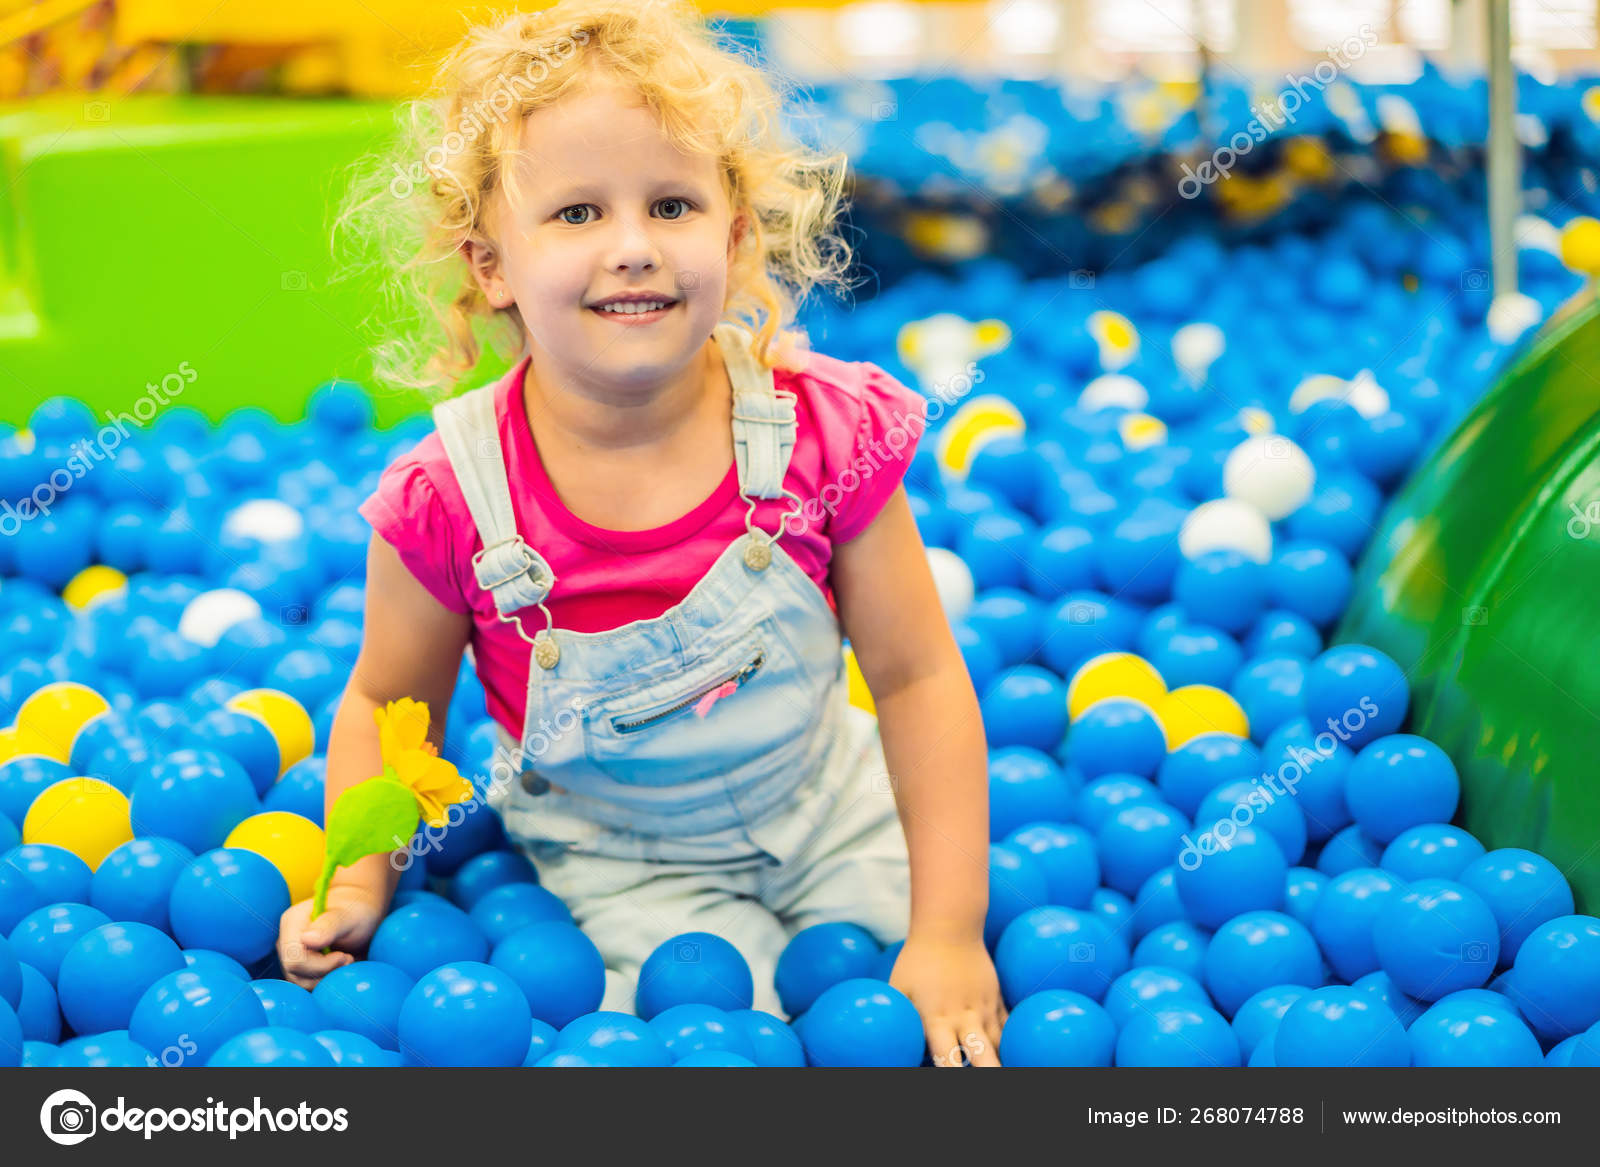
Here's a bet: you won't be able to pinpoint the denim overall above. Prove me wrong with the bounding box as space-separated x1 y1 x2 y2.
431 323 909 1014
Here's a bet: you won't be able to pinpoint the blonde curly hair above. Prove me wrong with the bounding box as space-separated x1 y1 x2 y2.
334 0 856 397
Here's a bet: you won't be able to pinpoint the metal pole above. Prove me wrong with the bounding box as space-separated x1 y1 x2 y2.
1487 0 1518 297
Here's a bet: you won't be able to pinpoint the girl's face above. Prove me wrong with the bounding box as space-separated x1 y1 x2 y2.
470 76 745 394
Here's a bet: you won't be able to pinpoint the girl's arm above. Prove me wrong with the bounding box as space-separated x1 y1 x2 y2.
277 534 472 987
831 484 1005 1066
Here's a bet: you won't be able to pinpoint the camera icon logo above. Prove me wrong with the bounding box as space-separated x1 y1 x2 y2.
1462 605 1489 626
1068 942 1096 963
871 101 897 121
1066 602 1097 625
281 270 308 291
1263 436 1292 460
83 101 110 123
675 271 700 291
1461 941 1492 963
1068 270 1095 290
1460 269 1489 291
280 603 309 627
40 1089 97 1146
674 940 701 963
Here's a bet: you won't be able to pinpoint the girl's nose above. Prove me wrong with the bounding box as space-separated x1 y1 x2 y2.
605 216 662 273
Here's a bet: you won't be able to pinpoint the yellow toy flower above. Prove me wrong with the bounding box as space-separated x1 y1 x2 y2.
392 748 475 829
375 697 434 762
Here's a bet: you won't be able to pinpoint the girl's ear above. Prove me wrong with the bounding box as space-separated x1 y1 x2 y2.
461 237 512 308
729 210 750 253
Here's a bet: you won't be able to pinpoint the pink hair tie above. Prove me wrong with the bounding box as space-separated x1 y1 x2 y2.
693 680 739 718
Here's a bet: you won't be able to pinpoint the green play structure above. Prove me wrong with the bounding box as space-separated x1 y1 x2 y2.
0 97 509 430
1339 295 1600 914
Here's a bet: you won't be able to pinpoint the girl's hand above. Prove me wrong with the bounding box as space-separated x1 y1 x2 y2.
277 885 387 989
888 931 1007 1067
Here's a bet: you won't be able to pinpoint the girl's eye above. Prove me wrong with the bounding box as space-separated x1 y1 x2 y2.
558 205 594 225
656 198 690 220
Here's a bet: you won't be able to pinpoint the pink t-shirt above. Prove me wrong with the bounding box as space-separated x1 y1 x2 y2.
359 347 926 739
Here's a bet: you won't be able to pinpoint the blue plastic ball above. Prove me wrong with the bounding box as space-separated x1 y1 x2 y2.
182 948 251 982
1317 824 1386 876
1116 1004 1239 1067
1229 654 1308 742
1345 734 1459 843
1129 867 1185 942
1147 624 1244 690
1258 719 1354 841
1069 698 1168 779
636 931 753 1020
1381 825 1486 883
1101 965 1207 1032
1509 915 1600 1041
248 977 327 1032
1174 550 1266 634
1457 848 1575 963
10 902 111 985
447 851 539 912
130 968 269 1066
311 961 413 1050
466 882 572 946
56 921 186 1034
487 920 607 1030
1000 989 1117 1066
1039 591 1141 678
1311 867 1406 982
1194 777 1308 867
1003 823 1098 908
1203 911 1323 1017
129 749 261 854
1174 824 1287 929
167 847 290 964
650 1003 757 1062
312 1028 389 1066
1024 524 1099 598
55 1029 156 1067
399 960 531 1067
725 1009 806 1067
1133 922 1210 980
370 900 488 981
1158 735 1262 819
1274 985 1409 1066
1409 995 1543 1067
1351 969 1425 1027
208 1026 337 1067
1373 878 1499 1001
1075 773 1159 832
15 962 57 1041
89 837 194 932
1301 645 1408 751
519 1019 561 1066
263 756 326 825
995 906 1129 1005
1266 542 1352 628
774 922 881 1016
985 843 1050 949
988 747 1077 838
798 978 924 1067
1283 866 1327 928
556 1011 671 1066
0 843 92 933
1231 984 1308 1061
1097 801 1189 897
0 757 73 833
1245 611 1322 660
189 709 281 797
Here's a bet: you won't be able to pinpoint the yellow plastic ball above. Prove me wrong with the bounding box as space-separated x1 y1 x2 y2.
844 645 876 716
225 811 325 903
22 776 133 870
0 725 45 765
1560 216 1600 277
936 395 1025 479
12 681 110 764
1157 685 1250 749
1068 653 1167 721
226 688 313 776
62 565 128 611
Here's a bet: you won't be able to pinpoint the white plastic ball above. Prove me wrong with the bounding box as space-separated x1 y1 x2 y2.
1179 499 1274 564
222 499 305 543
1288 371 1390 419
1079 374 1149 413
1172 322 1226 382
1222 435 1316 521
179 588 264 647
1487 292 1543 345
926 547 976 622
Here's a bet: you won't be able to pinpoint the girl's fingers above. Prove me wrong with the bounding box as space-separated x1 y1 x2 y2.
963 1011 1002 1067
926 1021 962 1067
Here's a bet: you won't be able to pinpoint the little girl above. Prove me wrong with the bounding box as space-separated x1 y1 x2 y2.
276 0 1003 1066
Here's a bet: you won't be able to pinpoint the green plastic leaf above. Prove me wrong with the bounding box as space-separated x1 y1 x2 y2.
311 776 421 919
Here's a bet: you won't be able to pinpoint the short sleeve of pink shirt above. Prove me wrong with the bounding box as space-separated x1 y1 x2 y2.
357 346 926 738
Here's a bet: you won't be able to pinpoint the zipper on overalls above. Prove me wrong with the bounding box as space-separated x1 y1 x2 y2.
611 648 766 734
